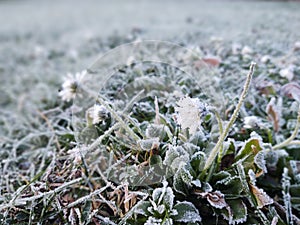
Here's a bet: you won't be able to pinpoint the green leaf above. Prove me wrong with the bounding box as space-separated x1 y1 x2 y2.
234 133 264 173
222 199 247 224
152 181 174 209
173 201 201 223
173 169 189 196
190 151 206 174
134 201 151 216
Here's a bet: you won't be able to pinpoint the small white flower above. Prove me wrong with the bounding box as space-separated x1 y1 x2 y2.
59 70 87 102
175 97 206 135
92 104 109 125
244 116 262 129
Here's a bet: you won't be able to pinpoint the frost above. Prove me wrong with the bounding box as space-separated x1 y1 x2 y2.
163 145 189 171
199 190 228 209
162 218 173 225
222 199 247 225
279 66 294 81
138 137 160 151
191 179 202 188
243 116 262 129
146 124 167 140
249 184 273 208
152 181 174 209
173 201 201 223
175 96 206 135
254 151 267 173
134 201 151 216
145 217 162 225
282 167 293 224
248 169 257 185
290 160 300 183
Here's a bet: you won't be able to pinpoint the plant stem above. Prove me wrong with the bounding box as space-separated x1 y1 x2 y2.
273 106 300 150
203 62 256 172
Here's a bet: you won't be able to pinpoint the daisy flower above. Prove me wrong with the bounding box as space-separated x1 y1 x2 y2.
92 104 109 125
59 70 87 102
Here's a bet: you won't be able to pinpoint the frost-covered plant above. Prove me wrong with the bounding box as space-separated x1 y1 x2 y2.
130 181 201 225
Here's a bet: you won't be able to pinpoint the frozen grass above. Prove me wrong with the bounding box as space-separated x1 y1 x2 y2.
1 0 300 224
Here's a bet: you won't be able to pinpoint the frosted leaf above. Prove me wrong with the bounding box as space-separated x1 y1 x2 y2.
152 181 174 209
180 166 193 185
134 201 151 216
199 191 227 209
281 82 300 103
157 204 166 214
173 169 188 196
191 179 202 188
146 124 167 140
137 138 160 151
222 199 247 225
248 169 257 185
145 216 162 225
162 218 173 225
266 97 281 132
173 201 202 223
254 151 267 174
190 151 206 173
163 145 189 171
175 96 205 135
203 182 213 192
249 184 273 208
265 150 279 167
214 171 237 185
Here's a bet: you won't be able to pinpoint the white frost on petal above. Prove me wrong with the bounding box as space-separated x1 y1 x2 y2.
59 70 87 102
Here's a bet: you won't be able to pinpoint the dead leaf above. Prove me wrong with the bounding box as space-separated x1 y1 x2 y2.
249 184 273 208
281 82 300 103
266 97 280 132
198 191 228 209
194 56 221 69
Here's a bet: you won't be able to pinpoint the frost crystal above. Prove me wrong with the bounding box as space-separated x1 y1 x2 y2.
175 96 206 135
145 217 162 225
